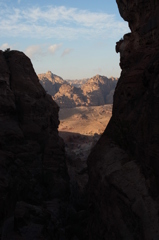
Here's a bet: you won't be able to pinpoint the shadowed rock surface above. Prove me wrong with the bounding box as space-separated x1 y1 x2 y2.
0 50 87 239
87 1 159 239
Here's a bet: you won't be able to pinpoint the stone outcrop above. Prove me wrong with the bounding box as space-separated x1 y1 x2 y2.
38 72 117 108
87 1 159 239
0 50 70 239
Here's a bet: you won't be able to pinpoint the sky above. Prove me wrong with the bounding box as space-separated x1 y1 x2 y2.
0 0 130 79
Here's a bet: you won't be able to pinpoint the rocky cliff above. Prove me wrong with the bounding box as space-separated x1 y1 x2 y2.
0 50 78 239
87 1 159 239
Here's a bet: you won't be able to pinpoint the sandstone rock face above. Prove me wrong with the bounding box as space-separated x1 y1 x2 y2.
87 1 159 239
38 72 117 108
0 50 70 239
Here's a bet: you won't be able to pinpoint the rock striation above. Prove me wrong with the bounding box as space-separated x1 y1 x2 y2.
0 50 70 239
87 1 159 239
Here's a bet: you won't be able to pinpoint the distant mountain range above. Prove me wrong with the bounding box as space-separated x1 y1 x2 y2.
38 71 118 108
66 78 89 88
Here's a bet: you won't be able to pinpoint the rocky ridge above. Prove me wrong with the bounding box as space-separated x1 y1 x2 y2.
38 72 118 108
87 1 159 239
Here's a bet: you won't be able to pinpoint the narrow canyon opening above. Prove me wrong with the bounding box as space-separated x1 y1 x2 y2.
38 72 118 210
3 0 159 239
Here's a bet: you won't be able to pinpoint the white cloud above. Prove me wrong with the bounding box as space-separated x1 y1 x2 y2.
25 45 44 59
25 43 63 59
48 43 62 54
18 0 21 4
0 6 129 40
61 48 73 57
0 43 11 50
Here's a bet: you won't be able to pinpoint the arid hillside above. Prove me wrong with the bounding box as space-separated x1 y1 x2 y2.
58 104 112 161
58 104 112 200
59 104 112 136
38 71 118 108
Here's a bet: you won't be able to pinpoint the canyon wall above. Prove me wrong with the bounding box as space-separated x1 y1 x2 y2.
0 50 70 239
87 1 159 239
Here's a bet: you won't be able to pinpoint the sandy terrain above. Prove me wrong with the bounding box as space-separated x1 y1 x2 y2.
59 104 112 136
58 104 112 194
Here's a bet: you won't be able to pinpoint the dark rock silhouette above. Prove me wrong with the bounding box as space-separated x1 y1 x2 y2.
0 50 87 239
87 1 159 239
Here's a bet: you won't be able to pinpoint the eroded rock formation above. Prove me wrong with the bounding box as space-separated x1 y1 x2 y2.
87 1 159 239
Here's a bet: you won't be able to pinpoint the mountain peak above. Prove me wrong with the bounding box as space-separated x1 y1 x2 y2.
47 70 52 74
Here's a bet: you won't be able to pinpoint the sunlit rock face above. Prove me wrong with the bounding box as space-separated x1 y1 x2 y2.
0 50 69 239
87 1 159 239
38 72 118 108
